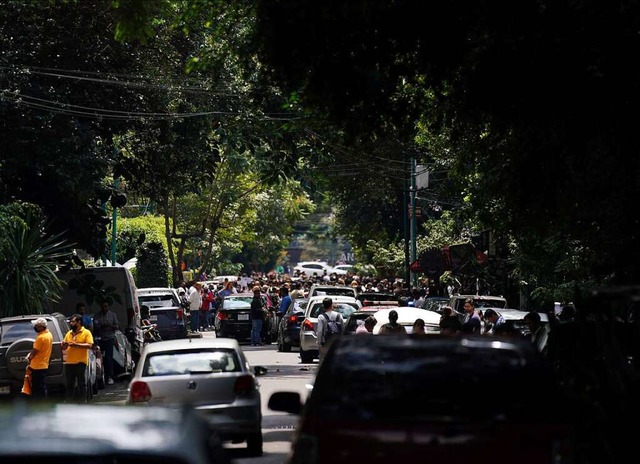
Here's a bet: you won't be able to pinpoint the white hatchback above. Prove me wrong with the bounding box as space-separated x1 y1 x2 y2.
298 295 362 363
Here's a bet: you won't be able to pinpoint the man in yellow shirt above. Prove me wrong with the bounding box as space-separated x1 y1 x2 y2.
25 317 53 399
62 314 94 403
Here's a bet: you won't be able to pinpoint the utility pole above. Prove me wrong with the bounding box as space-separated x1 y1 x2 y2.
410 157 417 288
404 171 410 286
111 178 119 266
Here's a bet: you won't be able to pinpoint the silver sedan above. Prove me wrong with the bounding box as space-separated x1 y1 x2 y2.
126 337 267 456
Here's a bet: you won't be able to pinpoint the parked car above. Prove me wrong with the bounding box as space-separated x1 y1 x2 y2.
49 266 143 370
0 402 228 464
269 334 576 464
277 297 308 352
370 306 441 334
299 295 361 363
127 337 267 456
308 284 358 299
332 264 354 274
137 287 188 340
214 292 278 343
0 313 100 400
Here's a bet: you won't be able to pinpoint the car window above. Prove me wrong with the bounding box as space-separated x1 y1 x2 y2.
143 349 241 376
139 294 177 307
1 320 60 345
310 302 359 319
222 297 253 310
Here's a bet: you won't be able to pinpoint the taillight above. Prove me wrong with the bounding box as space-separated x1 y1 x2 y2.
302 319 314 331
127 307 135 323
129 381 152 402
288 315 298 323
363 300 372 307
176 308 183 319
234 375 255 395
217 311 229 321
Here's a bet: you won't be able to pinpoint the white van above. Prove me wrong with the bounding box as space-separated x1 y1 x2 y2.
48 266 143 372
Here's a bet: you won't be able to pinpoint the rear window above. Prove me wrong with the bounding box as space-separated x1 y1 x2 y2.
222 296 254 310
312 288 356 298
310 302 359 319
139 294 178 307
143 348 241 376
1 320 61 345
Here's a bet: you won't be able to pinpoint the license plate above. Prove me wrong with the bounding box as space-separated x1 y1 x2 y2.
237 314 249 321
149 315 158 321
0 386 10 395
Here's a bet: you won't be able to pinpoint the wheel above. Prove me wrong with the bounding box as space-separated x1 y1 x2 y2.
92 378 99 395
300 349 314 364
281 339 292 352
246 432 263 457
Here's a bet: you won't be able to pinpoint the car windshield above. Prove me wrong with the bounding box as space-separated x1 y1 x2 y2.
142 349 241 376
310 302 359 319
309 342 565 422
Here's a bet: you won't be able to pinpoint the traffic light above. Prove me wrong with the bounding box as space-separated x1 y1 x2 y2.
110 193 127 208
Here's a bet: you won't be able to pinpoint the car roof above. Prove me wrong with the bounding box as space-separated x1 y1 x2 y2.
307 294 358 302
0 403 213 461
0 313 64 323
141 336 241 355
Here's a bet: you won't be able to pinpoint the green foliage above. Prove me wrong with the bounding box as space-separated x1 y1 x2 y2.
0 202 71 316
136 242 169 287
109 215 169 264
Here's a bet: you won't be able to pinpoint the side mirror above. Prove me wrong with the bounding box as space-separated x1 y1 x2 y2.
253 365 268 376
268 391 303 415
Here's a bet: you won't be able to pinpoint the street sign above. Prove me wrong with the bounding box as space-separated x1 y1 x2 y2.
409 259 422 272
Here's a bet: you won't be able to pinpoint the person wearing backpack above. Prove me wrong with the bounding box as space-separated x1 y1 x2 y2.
316 297 344 362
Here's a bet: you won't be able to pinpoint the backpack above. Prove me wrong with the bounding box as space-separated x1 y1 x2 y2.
321 312 343 345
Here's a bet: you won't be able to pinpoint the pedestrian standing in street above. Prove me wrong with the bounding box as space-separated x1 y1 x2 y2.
379 310 407 334
250 286 264 346
439 306 462 335
62 314 94 402
461 299 482 334
76 302 94 332
411 318 426 335
93 301 119 385
188 281 203 333
24 317 53 399
316 297 345 362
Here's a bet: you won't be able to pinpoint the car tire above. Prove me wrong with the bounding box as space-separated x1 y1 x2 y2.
97 370 105 390
300 349 314 364
5 338 33 380
246 432 263 457
281 340 292 352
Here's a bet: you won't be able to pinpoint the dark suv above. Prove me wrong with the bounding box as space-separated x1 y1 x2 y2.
0 313 99 400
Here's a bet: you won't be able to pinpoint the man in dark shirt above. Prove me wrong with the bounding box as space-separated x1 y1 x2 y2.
461 298 481 334
250 286 264 346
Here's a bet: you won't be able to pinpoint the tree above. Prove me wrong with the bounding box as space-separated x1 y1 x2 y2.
0 202 70 316
136 242 169 288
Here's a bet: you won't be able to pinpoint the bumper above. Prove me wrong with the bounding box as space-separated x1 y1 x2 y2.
195 403 262 438
299 331 319 353
216 321 252 340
